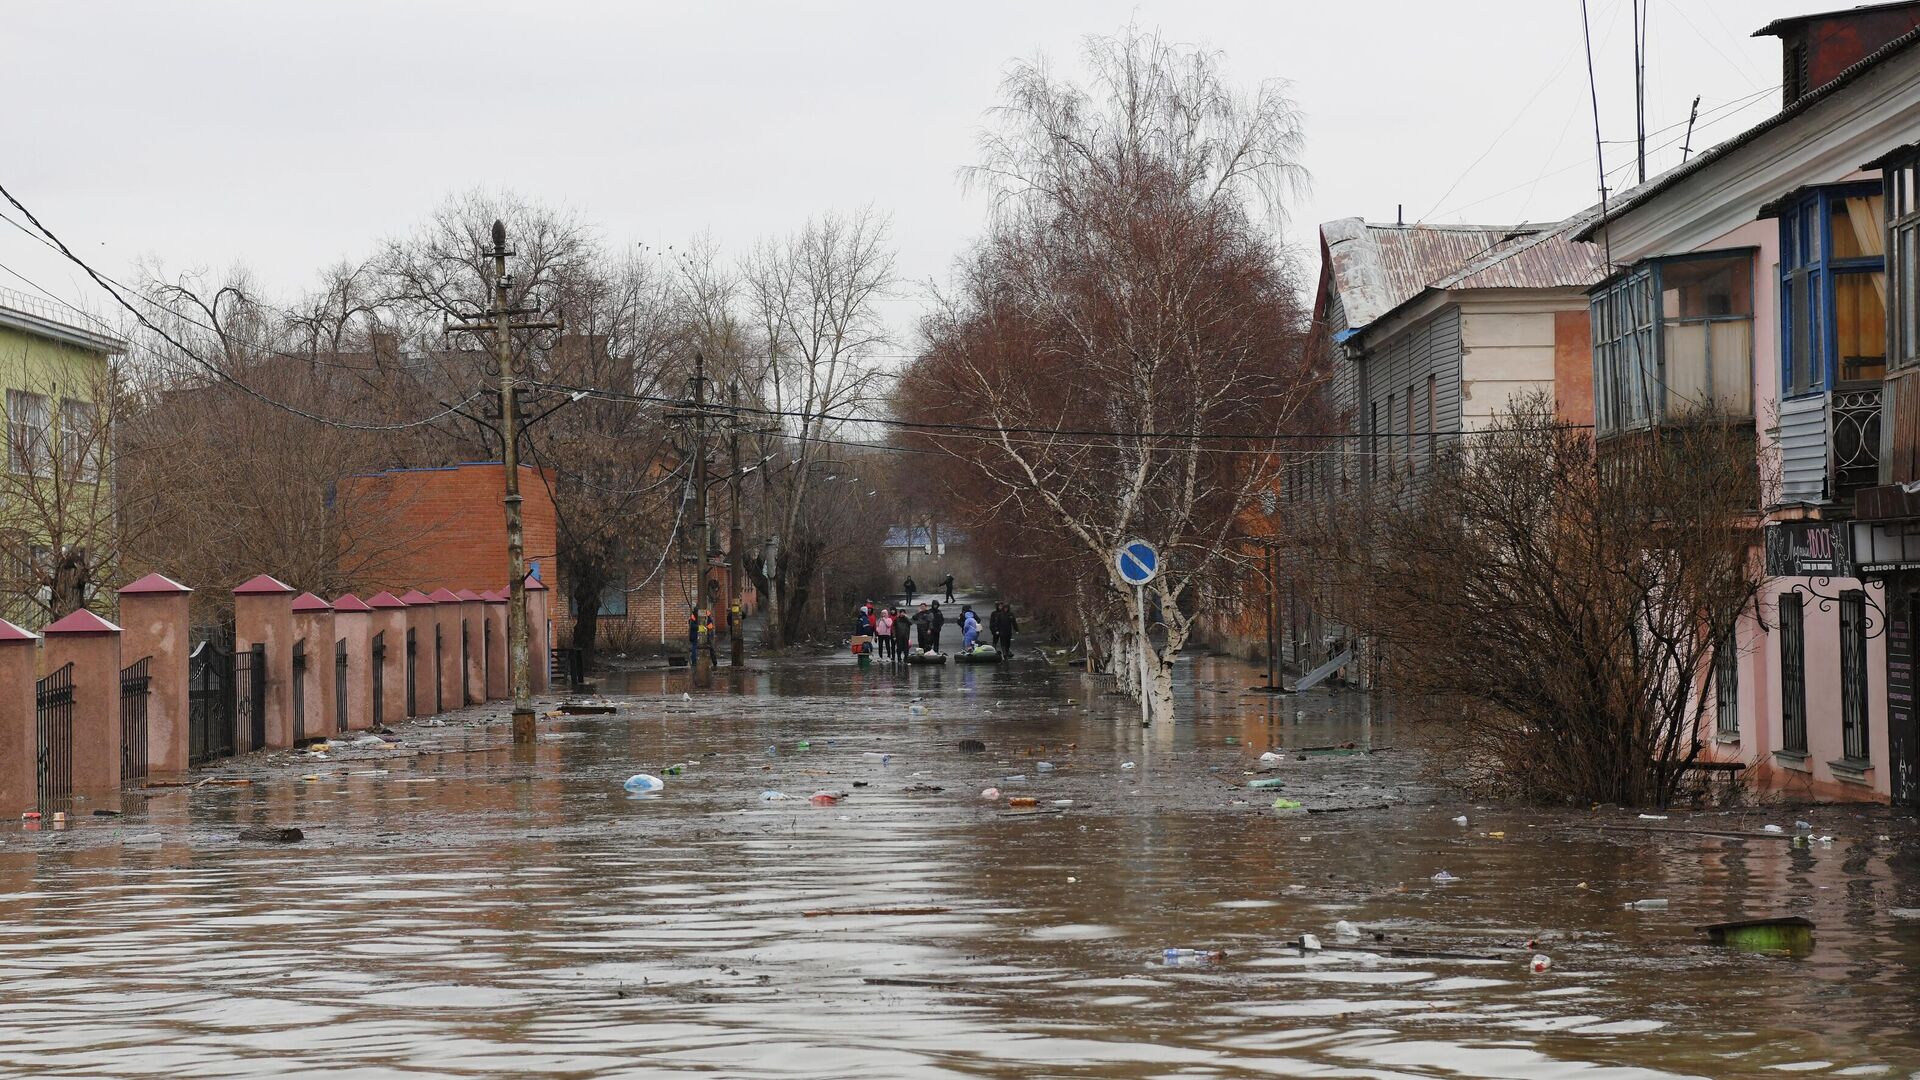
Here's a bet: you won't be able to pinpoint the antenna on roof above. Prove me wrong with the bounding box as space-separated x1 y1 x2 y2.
1397 204 1404 226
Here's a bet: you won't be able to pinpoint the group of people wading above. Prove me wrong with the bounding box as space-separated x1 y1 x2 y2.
855 593 1019 660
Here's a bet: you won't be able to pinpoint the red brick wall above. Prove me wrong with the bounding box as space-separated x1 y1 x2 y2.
340 463 558 595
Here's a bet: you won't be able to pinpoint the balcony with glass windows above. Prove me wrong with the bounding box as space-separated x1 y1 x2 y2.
1776 184 1887 508
1591 251 1759 500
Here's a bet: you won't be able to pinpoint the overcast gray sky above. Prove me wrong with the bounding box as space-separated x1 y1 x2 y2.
4 0 1808 347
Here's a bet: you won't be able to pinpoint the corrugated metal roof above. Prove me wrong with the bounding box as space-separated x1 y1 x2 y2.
1321 216 1603 333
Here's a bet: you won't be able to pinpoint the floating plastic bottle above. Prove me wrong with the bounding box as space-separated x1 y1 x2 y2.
1162 948 1224 966
1247 778 1285 790
1431 870 1459 883
623 773 664 794
760 790 793 801
862 752 890 764
1120 762 1136 770
1035 761 1055 772
1625 898 1669 910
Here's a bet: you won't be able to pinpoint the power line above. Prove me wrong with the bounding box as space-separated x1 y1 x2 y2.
0 180 485 432
525 378 1597 443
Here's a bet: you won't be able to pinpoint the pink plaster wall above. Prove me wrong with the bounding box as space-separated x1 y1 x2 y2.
235 591 295 750
292 609 336 742
402 597 436 716
118 591 191 775
335 608 372 732
459 599 485 705
43 627 122 806
485 600 508 699
0 636 37 812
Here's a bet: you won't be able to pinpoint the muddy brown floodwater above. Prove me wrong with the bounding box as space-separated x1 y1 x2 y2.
3 644 1919 1078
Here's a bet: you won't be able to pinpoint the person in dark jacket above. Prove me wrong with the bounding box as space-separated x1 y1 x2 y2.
892 606 912 657
912 603 935 652
1000 605 1019 657
902 576 917 602
929 602 946 651
989 603 1009 653
942 573 955 602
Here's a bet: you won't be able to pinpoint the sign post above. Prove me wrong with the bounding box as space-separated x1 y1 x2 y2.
1116 539 1160 730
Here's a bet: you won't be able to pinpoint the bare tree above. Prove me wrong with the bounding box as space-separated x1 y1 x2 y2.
897 28 1314 720
739 208 896 645
1304 396 1763 806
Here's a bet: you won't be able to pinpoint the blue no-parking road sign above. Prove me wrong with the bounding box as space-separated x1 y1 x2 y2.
1116 539 1159 586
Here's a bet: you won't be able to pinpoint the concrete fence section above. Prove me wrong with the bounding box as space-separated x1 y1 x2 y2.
1 573 548 816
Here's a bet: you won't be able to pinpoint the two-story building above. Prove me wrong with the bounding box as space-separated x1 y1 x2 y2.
0 287 124 625
1577 1 1920 805
1283 216 1603 673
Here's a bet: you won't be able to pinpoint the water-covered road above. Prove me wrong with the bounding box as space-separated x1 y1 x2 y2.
2 644 1918 1078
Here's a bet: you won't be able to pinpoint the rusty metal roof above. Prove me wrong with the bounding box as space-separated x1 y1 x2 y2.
1321 217 1603 332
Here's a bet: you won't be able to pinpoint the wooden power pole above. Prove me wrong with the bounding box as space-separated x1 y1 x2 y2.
728 379 745 666
449 219 558 742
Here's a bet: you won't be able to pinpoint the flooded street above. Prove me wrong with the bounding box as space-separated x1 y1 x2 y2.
3 648 1918 1079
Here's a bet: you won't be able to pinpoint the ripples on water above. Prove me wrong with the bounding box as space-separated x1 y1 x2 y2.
1 653 1917 1078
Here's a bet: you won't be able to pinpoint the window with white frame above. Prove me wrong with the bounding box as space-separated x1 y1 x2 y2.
6 390 50 477
59 398 98 482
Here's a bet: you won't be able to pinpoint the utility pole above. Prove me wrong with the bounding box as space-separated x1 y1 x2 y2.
1633 0 1647 184
689 351 713 688
728 379 745 666
449 219 558 743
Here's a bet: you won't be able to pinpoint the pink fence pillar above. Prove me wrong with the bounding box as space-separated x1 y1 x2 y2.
235 575 296 750
525 575 551 695
42 609 123 802
332 595 373 732
367 592 409 725
118 573 193 776
427 588 463 712
0 621 39 813
483 591 508 699
290 593 336 742
399 590 436 715
456 590 485 706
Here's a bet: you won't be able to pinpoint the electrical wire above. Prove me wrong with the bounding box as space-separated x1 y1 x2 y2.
526 379 1597 441
0 180 490 432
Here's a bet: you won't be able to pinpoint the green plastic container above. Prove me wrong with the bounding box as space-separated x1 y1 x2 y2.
1247 777 1285 790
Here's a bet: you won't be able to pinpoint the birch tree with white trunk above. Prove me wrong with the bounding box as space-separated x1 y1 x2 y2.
899 28 1314 722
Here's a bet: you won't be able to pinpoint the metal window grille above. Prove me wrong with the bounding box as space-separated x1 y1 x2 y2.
1780 593 1809 753
1714 637 1739 737
1840 591 1871 761
120 656 152 783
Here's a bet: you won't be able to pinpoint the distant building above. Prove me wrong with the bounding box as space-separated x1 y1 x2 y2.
0 287 125 625
1261 216 1603 674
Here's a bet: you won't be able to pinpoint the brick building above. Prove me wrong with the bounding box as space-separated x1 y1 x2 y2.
340 462 559 596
